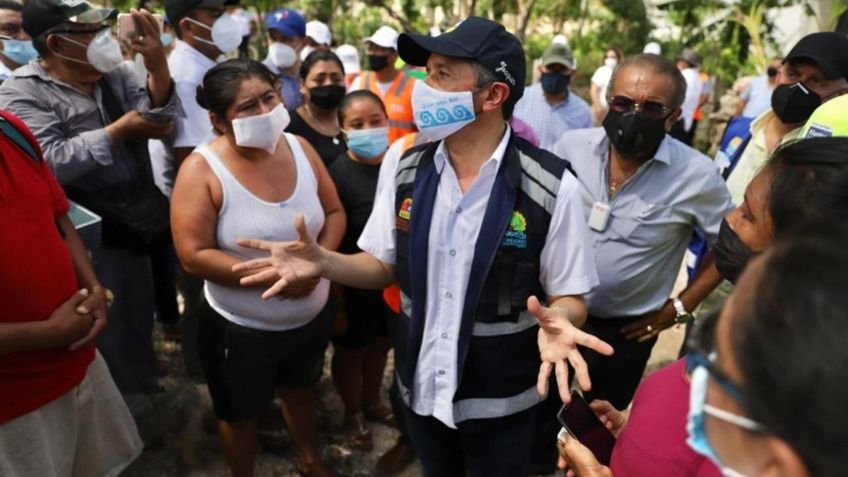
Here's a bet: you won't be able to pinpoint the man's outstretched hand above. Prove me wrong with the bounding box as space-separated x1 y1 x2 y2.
232 214 325 300
529 295 614 403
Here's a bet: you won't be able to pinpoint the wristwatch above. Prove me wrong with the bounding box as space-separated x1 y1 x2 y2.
672 298 694 324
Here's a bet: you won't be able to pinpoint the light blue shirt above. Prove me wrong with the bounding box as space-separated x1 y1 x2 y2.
263 57 304 110
553 128 733 318
359 127 598 427
513 83 593 152
741 75 773 118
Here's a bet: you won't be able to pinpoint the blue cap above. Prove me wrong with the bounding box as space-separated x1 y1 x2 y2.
265 8 305 38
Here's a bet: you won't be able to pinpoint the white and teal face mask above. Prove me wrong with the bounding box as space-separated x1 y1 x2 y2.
686 353 765 477
411 79 477 142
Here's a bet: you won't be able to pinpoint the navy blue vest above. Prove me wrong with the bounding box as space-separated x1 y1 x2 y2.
393 133 573 424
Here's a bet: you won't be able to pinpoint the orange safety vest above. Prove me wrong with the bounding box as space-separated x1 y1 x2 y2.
359 71 417 144
382 132 426 314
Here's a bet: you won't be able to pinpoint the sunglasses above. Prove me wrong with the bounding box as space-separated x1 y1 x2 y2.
607 95 671 120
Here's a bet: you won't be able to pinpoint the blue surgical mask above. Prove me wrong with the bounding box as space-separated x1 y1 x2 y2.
687 363 762 477
160 32 173 47
346 126 389 160
1 39 38 66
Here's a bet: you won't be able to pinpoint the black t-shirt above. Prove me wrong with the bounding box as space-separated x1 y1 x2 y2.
285 109 347 168
328 152 381 254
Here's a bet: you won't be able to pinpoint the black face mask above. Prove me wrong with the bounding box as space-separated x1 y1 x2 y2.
540 72 570 95
766 66 778 77
368 54 390 71
602 109 668 157
308 85 346 109
713 219 756 284
771 82 821 124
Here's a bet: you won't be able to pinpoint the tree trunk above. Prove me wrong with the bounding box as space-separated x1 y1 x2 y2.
517 0 540 41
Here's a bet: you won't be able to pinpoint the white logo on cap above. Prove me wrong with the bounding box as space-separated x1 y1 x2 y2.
495 61 516 86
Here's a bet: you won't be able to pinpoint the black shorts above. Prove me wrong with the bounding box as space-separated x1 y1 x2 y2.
196 298 332 422
331 287 388 349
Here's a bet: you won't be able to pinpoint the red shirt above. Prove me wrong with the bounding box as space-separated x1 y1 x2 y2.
0 111 94 424
610 358 722 477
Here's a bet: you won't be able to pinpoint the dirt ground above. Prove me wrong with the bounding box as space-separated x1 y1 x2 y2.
121 321 684 477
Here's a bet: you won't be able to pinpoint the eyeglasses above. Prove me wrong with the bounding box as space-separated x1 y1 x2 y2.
607 95 671 120
687 350 766 433
686 350 747 404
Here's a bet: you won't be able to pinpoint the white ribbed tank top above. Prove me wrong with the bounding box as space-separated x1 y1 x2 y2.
197 133 329 331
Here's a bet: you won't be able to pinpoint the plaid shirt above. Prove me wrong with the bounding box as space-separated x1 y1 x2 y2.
513 83 593 152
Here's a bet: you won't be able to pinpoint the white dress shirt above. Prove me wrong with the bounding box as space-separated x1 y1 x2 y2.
359 126 598 428
148 40 220 196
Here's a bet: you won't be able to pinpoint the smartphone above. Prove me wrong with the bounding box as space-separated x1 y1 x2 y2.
557 390 616 465
117 13 164 42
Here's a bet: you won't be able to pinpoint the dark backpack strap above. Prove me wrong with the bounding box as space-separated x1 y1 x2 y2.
0 109 42 163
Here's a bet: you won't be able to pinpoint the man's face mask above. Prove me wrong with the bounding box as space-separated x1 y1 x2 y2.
411 80 478 142
54 28 123 73
540 72 570 95
602 95 672 157
771 82 821 124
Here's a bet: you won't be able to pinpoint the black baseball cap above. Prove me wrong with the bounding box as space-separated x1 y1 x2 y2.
784 32 848 80
23 0 116 38
165 0 239 25
397 16 526 102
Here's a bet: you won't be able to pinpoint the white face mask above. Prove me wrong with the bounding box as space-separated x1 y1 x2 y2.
299 45 315 62
604 57 618 69
56 29 123 73
232 103 290 153
186 14 242 54
411 80 477 142
269 42 297 69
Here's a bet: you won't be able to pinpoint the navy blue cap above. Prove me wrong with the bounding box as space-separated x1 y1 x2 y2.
264 8 305 39
398 16 526 102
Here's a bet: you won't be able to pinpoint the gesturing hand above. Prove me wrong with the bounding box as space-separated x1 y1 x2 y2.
233 214 325 300
529 295 614 403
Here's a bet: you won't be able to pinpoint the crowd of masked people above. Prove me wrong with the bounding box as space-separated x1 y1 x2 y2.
1 0 847 475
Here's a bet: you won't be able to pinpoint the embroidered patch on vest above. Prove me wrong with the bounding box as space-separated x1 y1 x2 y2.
501 211 528 249
397 197 413 232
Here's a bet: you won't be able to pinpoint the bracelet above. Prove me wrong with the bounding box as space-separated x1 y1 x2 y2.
91 286 115 308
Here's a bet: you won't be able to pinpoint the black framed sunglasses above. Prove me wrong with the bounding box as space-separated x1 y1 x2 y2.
607 95 671 120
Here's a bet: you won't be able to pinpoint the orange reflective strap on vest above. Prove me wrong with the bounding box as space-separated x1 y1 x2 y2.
360 71 417 144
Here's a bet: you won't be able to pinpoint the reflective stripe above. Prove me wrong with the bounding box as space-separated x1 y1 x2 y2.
453 385 542 422
400 290 413 317
472 311 538 337
519 151 561 196
396 149 424 187
393 73 411 97
520 173 557 214
395 374 542 423
389 119 416 129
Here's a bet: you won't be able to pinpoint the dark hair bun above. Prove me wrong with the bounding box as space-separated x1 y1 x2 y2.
195 85 209 111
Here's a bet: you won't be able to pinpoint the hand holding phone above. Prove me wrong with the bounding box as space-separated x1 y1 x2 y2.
557 390 616 466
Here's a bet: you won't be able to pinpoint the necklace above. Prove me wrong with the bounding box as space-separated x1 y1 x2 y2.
608 159 637 197
303 104 341 145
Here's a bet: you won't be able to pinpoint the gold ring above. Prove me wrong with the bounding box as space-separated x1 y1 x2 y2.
646 324 653 332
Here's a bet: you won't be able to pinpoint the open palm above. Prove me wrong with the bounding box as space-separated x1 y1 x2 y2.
528 296 615 403
233 214 324 300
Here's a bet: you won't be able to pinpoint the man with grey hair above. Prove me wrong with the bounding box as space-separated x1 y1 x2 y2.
553 54 733 410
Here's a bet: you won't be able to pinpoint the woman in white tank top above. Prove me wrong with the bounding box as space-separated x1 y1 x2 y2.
170 59 345 477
